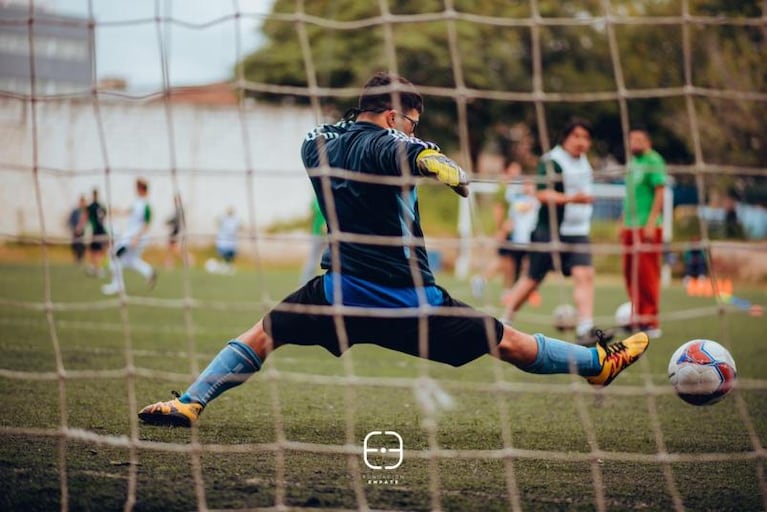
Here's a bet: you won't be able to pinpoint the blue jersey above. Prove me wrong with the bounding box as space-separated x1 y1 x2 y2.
301 120 440 290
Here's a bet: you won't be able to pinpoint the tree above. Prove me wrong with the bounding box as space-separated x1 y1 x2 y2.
236 0 764 170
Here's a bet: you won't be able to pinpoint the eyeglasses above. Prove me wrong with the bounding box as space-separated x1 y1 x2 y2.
395 111 419 133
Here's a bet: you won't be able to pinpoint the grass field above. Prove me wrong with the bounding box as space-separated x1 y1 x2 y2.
1 260 766 511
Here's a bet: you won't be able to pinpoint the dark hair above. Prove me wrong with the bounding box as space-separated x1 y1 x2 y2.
357 72 423 115
136 178 148 192
560 117 593 142
629 124 650 135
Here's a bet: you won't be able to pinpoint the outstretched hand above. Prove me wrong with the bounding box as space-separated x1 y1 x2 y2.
416 150 470 197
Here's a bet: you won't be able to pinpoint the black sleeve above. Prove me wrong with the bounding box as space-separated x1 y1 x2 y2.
372 130 440 177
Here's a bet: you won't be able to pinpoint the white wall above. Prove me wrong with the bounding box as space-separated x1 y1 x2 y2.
0 97 319 244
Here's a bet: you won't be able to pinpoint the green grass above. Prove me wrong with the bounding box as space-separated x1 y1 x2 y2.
1 262 766 511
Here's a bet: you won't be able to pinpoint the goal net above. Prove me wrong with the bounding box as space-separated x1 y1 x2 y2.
1 1 765 511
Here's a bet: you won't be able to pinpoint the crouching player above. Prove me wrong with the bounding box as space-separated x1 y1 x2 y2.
138 72 649 427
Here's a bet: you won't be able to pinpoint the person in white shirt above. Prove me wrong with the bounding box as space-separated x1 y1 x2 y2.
502 118 610 346
505 176 540 278
102 178 156 295
214 208 240 274
472 171 542 305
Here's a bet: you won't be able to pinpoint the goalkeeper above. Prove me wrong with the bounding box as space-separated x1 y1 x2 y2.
138 72 649 427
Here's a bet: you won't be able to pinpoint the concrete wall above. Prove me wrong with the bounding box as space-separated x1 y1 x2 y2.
0 97 319 245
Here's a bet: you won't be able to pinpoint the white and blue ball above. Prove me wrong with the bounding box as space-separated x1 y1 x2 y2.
668 339 737 406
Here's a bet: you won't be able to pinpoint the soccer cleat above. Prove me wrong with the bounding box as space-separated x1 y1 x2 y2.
586 331 649 387
138 392 203 427
101 282 123 296
644 327 663 340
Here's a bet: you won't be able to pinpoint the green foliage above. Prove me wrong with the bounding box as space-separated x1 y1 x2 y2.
238 0 765 167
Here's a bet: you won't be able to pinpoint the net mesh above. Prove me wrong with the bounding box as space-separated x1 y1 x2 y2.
0 1 766 511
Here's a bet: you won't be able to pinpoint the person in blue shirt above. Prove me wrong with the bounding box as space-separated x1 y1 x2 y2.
138 72 649 427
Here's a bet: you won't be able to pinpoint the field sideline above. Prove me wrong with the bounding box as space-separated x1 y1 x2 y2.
1 261 766 511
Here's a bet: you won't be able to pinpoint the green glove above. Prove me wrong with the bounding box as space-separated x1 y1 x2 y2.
416 149 470 197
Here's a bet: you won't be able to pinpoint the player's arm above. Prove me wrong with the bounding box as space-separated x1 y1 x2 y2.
535 158 568 204
643 159 667 238
374 131 469 197
535 159 592 204
538 189 592 204
644 186 664 231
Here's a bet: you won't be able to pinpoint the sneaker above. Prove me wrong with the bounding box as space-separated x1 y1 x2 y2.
470 276 486 299
630 324 662 339
138 392 203 427
101 282 122 296
644 327 663 340
575 327 615 347
586 332 650 387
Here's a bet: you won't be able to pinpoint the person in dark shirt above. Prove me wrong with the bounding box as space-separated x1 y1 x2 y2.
86 189 108 277
138 72 649 427
68 195 88 264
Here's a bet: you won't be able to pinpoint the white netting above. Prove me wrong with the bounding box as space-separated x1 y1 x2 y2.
1 1 766 511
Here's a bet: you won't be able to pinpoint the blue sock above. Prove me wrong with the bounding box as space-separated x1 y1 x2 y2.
179 340 262 406
523 333 600 376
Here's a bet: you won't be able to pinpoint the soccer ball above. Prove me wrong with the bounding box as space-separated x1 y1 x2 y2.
204 258 220 274
552 304 577 331
668 339 737 406
614 302 633 331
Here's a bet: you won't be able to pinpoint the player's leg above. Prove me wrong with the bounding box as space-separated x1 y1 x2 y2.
138 276 330 427
500 275 539 320
497 253 513 301
102 245 126 295
571 264 595 340
510 250 523 284
137 322 268 427
516 251 541 306
497 324 649 387
638 228 662 336
500 249 547 323
429 292 649 387
125 247 157 288
502 232 552 321
621 228 639 328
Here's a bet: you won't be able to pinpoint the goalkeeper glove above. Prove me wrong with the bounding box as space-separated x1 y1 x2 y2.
416 149 470 197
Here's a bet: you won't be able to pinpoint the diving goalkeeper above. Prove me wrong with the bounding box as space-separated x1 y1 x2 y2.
138 72 649 427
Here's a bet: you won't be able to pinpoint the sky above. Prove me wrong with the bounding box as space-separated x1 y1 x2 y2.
34 0 275 89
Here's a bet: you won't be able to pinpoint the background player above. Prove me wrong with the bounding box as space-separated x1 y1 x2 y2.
501 119 607 345
86 188 108 277
620 127 667 339
101 179 157 295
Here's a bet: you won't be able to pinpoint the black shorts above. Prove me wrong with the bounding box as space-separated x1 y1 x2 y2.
264 276 504 368
498 236 528 263
528 230 592 281
497 235 514 257
90 230 107 252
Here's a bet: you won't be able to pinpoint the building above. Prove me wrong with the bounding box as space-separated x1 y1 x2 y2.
0 3 92 96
